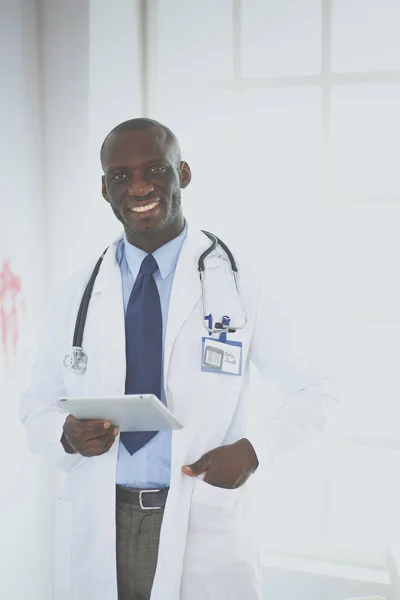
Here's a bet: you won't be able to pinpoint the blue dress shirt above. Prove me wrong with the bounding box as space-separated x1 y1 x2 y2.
116 226 187 488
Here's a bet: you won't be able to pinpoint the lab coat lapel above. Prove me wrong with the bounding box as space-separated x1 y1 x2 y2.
86 237 126 396
163 226 209 390
84 229 210 399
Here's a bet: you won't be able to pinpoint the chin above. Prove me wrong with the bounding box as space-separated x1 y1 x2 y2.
127 218 165 236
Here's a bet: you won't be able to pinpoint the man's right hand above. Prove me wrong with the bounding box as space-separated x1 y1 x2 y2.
61 415 119 457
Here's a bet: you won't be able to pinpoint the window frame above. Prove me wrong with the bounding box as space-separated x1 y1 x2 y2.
143 0 400 569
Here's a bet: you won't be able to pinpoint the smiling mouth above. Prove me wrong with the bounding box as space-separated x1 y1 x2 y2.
129 200 160 214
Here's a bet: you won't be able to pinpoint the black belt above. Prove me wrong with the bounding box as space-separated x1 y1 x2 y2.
116 485 169 510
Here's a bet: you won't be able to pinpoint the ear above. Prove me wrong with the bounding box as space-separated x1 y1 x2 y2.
102 175 109 202
179 161 192 189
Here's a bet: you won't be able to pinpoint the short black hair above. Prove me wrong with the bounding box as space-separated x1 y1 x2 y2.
100 118 181 168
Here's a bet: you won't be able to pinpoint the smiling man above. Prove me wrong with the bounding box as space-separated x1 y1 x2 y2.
20 118 338 600
100 121 190 252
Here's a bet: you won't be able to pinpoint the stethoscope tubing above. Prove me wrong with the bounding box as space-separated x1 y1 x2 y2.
66 231 247 373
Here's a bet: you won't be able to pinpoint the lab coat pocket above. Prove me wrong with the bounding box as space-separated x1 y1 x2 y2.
183 480 260 591
184 479 242 569
191 477 239 520
54 498 73 599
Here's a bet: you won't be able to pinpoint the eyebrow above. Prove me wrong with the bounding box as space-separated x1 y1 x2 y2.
106 159 170 172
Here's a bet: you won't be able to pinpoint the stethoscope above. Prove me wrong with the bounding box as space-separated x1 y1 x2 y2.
63 231 247 375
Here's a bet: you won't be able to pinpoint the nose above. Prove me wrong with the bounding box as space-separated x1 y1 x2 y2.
127 172 154 197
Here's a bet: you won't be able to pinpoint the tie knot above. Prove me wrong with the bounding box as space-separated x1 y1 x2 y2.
140 254 158 275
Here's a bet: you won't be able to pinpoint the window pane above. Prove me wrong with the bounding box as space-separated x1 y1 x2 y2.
241 0 321 78
332 205 400 319
147 90 237 228
332 0 400 72
330 84 400 194
327 447 400 563
329 320 400 440
240 88 322 201
154 0 233 86
325 204 400 439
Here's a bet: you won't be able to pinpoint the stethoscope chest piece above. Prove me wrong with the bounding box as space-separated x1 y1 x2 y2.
63 347 88 375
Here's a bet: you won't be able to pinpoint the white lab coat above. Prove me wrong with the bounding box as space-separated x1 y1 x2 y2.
20 225 337 600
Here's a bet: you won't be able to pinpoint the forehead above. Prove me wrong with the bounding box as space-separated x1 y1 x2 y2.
102 127 174 168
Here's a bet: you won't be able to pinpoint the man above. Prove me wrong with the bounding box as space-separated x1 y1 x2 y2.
20 118 337 600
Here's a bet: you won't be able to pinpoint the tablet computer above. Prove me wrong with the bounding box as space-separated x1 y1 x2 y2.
57 394 183 432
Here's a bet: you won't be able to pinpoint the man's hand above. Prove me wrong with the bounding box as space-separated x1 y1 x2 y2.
182 438 259 489
61 415 119 457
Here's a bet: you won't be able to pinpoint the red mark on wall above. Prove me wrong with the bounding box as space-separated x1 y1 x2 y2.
0 260 22 365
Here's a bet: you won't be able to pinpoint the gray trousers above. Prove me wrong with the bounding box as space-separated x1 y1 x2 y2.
116 489 165 600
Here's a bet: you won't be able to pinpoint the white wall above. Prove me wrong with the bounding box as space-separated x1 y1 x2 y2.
0 1 143 598
0 1 52 598
41 0 143 290
39 0 90 289
87 0 144 256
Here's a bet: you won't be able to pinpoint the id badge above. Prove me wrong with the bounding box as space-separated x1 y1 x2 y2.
201 337 243 376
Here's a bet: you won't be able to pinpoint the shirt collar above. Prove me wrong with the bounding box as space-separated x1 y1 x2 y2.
122 225 187 281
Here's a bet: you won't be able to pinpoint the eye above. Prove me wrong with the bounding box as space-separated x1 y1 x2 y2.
110 173 128 182
148 165 168 174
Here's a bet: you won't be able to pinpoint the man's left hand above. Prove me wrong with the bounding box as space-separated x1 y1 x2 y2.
182 438 259 489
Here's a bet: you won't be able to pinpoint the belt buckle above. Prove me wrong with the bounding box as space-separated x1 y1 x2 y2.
139 488 162 510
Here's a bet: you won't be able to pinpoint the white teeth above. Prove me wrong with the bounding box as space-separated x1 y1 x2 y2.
130 201 159 213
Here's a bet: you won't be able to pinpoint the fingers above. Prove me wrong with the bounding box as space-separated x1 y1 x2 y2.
84 426 118 444
202 471 239 488
182 443 253 489
181 465 195 476
65 415 113 435
80 433 117 457
203 472 222 487
103 436 117 454
182 453 211 477
82 418 114 436
63 416 119 457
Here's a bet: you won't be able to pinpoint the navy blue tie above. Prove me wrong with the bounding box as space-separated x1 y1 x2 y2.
120 254 162 455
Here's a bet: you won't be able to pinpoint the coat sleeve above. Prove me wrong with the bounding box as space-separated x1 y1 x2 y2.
20 298 87 473
246 278 339 469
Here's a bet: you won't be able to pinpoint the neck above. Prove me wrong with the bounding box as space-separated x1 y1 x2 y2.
125 217 185 254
